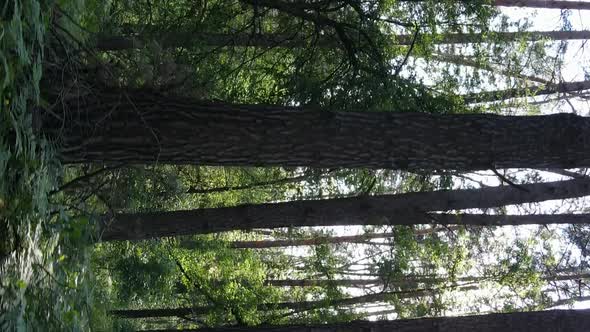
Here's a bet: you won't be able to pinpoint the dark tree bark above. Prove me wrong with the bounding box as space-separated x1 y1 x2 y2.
494 0 590 10
45 89 590 170
94 30 590 51
463 80 590 104
99 178 590 240
103 213 590 241
135 309 590 332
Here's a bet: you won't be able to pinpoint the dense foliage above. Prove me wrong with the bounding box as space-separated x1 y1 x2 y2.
2 0 590 331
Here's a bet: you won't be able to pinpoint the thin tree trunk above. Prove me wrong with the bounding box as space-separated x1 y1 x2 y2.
137 309 590 332
432 53 549 84
45 89 590 170
363 308 397 317
463 80 590 104
227 232 397 249
94 30 590 51
192 226 458 249
550 296 590 307
111 286 469 319
98 178 590 240
267 272 590 287
494 0 590 10
168 170 332 196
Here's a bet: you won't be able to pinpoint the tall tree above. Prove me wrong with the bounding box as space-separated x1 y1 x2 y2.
463 80 590 104
266 272 590 287
93 30 590 51
218 227 456 249
494 0 590 10
111 286 473 319
134 309 590 332
99 178 590 240
43 89 590 169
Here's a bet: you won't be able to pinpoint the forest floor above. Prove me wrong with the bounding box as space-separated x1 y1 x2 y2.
0 2 106 330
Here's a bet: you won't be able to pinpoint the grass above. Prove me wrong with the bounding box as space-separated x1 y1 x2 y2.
0 1 108 330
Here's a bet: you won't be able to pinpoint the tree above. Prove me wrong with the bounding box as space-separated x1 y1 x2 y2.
218 227 457 249
111 286 473 319
135 309 590 332
94 30 590 51
98 178 590 240
43 89 590 169
494 0 590 10
463 80 590 104
266 272 590 287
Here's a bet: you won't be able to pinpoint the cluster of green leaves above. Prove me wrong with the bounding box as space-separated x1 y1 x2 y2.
0 1 115 330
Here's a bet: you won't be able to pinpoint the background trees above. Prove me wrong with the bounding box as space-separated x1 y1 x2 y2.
3 0 590 331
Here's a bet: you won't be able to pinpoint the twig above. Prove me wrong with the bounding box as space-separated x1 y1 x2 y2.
393 26 420 78
50 163 124 195
491 168 530 192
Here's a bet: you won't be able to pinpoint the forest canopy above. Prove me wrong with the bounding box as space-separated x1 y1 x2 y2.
2 0 590 331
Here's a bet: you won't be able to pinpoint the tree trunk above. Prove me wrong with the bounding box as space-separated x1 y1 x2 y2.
463 80 590 104
186 226 457 249
111 287 467 319
135 309 590 332
45 89 590 170
494 0 590 10
432 52 549 84
94 30 590 51
99 178 590 240
267 272 590 287
165 170 332 196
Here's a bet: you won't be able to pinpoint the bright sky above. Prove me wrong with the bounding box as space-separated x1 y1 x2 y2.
503 1 590 310
282 2 590 318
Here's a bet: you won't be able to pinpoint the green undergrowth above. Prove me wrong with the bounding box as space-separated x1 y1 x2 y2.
0 1 107 330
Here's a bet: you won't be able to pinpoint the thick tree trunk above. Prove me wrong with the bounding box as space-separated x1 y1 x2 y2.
99 178 590 240
463 80 590 104
94 30 590 51
494 0 590 10
135 309 590 332
45 89 590 170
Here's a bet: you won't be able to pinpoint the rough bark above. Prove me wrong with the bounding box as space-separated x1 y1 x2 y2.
136 309 590 332
432 52 549 84
463 80 590 104
94 30 590 51
45 89 590 170
99 178 590 240
494 0 590 10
